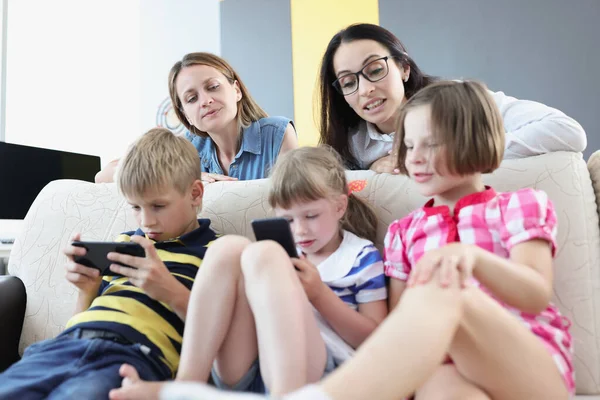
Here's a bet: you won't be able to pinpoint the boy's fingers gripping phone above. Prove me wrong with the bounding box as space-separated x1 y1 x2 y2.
251 217 299 258
72 241 145 275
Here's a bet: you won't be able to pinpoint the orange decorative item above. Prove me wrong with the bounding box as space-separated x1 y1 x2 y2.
347 179 367 196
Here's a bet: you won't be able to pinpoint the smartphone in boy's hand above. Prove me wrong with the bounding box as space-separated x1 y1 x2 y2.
72 241 145 275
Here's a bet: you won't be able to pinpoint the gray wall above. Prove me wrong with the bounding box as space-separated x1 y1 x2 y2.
380 0 600 158
220 0 294 121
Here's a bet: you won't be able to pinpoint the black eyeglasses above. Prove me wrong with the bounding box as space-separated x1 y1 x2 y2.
332 56 396 96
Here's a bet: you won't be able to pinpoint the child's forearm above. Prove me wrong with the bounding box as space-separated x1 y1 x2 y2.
389 279 407 310
73 291 98 315
312 287 380 348
474 246 552 314
170 290 190 321
164 280 191 321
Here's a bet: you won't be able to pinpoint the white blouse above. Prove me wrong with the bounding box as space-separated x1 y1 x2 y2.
348 90 587 169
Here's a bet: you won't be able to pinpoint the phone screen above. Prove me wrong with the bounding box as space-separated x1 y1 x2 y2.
251 218 298 258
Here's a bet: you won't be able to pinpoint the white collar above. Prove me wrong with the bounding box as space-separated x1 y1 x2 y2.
317 230 373 282
366 121 395 142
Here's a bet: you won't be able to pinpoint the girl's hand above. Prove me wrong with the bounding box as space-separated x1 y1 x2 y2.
201 172 238 183
108 364 162 400
408 243 480 288
291 256 327 302
107 236 179 303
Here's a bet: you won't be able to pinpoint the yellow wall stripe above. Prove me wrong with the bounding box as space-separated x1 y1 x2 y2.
290 0 379 146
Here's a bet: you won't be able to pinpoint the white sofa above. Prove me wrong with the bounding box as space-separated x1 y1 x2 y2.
2 151 600 398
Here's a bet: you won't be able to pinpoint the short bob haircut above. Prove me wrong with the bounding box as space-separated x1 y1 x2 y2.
395 80 505 176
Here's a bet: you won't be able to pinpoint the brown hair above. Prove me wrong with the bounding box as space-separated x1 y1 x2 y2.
117 128 201 198
168 52 268 138
268 146 378 243
395 80 505 176
318 23 438 167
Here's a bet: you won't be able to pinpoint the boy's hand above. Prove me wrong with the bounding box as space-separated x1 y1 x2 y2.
107 236 179 303
292 255 326 302
63 233 102 295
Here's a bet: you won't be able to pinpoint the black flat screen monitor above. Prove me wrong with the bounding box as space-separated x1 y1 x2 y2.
0 142 101 219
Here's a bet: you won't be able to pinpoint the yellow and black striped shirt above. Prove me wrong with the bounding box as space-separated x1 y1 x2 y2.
65 219 216 376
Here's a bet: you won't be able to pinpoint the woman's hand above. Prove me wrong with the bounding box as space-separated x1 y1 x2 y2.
95 159 120 183
369 151 400 174
408 243 480 288
201 172 238 183
291 256 327 302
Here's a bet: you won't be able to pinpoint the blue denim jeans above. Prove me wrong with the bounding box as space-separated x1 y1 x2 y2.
0 331 170 399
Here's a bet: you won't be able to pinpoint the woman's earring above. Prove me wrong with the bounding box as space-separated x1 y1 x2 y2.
404 76 409 82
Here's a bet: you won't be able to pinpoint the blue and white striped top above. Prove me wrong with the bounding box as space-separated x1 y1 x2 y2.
315 230 387 363
318 232 387 308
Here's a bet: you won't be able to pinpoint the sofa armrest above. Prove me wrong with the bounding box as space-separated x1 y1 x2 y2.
0 276 26 372
588 150 600 223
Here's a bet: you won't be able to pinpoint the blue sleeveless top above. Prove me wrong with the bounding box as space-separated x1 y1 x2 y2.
185 116 292 181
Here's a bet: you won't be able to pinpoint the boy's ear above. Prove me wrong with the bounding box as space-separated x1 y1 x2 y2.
190 179 204 207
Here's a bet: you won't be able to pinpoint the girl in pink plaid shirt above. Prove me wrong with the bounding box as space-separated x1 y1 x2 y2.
108 81 573 400
376 80 575 399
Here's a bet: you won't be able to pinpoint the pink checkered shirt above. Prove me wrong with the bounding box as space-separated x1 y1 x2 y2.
383 187 575 394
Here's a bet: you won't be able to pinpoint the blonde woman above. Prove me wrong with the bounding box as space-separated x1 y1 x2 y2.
96 52 297 183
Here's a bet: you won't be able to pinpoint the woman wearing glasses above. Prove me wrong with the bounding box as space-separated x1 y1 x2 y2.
318 23 586 172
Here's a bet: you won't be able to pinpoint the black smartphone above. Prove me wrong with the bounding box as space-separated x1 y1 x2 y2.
72 241 145 275
251 217 299 258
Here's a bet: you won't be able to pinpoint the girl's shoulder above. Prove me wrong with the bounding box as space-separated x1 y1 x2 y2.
494 188 552 211
387 208 424 235
494 188 558 255
338 230 378 259
318 231 381 283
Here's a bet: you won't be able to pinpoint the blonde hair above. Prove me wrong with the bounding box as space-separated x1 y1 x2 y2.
117 128 201 198
395 80 505 175
268 146 378 243
168 52 268 138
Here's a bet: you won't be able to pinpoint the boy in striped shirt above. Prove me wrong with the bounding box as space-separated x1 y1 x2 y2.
0 128 217 399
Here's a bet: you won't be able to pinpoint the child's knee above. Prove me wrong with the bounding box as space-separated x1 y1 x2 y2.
241 241 290 278
398 274 464 320
203 235 250 275
457 285 489 319
207 235 251 258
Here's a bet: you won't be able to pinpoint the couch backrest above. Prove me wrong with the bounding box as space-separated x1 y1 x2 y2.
8 151 600 394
